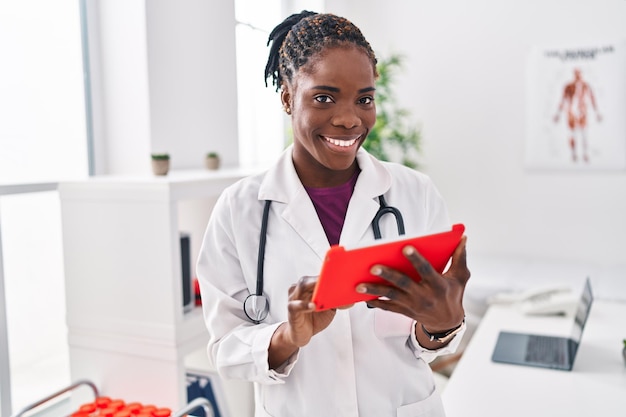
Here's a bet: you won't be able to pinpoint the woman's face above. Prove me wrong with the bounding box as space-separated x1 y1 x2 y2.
282 46 377 187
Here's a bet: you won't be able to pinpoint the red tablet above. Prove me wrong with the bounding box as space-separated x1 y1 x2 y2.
311 223 465 311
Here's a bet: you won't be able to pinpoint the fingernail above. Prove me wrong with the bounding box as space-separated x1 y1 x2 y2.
356 285 367 293
370 266 382 275
404 246 415 255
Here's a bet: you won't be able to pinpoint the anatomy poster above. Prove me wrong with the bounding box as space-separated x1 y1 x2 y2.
525 41 626 170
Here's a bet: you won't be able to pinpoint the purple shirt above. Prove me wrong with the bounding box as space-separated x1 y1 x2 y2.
304 170 360 246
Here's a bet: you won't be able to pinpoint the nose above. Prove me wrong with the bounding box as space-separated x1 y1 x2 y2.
331 104 362 129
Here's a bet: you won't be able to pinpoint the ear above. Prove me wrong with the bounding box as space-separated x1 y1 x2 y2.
280 84 292 115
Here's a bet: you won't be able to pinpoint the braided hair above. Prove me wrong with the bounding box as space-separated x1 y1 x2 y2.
264 11 378 91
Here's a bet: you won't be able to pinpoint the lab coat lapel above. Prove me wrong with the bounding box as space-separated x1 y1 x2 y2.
282 191 330 260
341 188 380 245
258 146 330 260
340 150 393 245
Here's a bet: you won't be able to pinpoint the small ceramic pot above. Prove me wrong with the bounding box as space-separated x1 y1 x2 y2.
151 159 170 176
205 156 220 170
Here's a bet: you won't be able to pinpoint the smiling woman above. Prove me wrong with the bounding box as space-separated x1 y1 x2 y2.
284 47 377 185
264 12 378 187
196 10 469 417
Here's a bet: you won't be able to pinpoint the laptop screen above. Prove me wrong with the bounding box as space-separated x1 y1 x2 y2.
571 277 594 342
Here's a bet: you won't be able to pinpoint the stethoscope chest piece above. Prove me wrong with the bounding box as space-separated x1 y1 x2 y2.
244 293 270 324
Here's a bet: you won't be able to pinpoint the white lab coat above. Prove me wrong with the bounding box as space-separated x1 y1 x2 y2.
197 146 465 417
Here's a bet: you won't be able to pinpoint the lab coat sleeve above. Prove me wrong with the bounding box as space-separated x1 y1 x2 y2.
196 189 298 385
408 320 466 363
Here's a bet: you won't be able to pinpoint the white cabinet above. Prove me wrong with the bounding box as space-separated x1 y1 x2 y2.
58 169 250 409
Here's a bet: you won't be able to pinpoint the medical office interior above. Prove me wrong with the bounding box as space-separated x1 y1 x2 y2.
1 0 626 416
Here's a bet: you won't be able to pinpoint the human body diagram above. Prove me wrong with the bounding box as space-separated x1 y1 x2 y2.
553 68 602 163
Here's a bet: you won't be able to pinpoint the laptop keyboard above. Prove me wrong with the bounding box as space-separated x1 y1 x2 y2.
525 335 567 365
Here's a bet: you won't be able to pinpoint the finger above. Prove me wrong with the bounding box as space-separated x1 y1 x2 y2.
290 276 318 300
297 275 318 291
366 298 412 317
401 245 438 285
368 264 414 290
451 235 467 262
447 236 470 284
287 299 316 313
288 284 297 297
357 268 407 301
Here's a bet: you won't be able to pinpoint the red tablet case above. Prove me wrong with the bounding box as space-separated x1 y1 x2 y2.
311 223 465 311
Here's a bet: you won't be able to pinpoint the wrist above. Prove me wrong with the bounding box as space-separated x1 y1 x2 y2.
269 323 301 369
276 323 303 349
421 317 466 344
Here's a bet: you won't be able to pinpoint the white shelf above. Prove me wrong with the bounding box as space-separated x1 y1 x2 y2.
58 170 250 409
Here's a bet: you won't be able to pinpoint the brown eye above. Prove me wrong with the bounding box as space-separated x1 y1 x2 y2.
315 95 334 103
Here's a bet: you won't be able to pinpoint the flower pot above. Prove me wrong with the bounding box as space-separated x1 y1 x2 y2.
151 159 170 176
205 156 220 170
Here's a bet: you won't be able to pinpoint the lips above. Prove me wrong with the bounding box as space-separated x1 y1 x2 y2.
322 135 361 147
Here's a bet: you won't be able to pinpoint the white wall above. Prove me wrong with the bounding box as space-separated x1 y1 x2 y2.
145 0 239 170
327 0 626 267
91 0 152 175
89 0 239 174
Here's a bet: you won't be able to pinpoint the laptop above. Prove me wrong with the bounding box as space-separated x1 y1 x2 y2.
491 277 594 371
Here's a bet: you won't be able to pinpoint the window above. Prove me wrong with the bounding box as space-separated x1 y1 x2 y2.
0 0 87 413
0 1 89 183
235 0 286 168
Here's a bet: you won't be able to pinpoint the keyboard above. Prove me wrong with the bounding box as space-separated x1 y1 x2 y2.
524 335 568 366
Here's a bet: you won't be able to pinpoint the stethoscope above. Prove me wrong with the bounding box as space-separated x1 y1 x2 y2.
243 195 405 323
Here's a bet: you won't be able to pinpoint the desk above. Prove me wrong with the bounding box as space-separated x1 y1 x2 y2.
442 299 626 416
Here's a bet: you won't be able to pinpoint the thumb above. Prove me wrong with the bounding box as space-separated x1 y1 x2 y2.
448 236 469 284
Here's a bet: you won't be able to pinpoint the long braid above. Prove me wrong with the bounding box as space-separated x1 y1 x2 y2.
264 11 317 89
264 11 378 91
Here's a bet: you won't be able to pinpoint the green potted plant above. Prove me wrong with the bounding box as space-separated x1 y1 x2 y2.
362 53 422 169
205 152 220 170
151 153 170 176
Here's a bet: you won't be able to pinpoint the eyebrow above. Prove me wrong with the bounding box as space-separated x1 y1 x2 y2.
312 85 376 94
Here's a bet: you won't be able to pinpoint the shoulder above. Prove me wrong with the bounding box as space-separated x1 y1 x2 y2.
212 171 267 226
379 159 437 189
221 171 264 201
378 160 447 211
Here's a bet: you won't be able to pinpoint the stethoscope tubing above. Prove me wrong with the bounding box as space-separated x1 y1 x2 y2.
244 195 405 323
372 195 405 239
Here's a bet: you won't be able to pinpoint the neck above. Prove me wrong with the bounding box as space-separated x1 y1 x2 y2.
295 160 359 188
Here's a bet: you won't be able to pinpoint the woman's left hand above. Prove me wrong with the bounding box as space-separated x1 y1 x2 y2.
356 236 470 342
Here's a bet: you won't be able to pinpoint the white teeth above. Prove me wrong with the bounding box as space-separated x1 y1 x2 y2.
325 137 358 147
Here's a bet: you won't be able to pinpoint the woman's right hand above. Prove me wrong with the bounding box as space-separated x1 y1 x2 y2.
268 276 336 369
